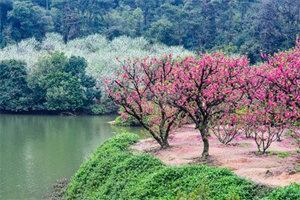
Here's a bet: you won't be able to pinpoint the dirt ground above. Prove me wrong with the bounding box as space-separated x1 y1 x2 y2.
131 124 300 187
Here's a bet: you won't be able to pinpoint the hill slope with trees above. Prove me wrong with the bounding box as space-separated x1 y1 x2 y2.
1 0 299 63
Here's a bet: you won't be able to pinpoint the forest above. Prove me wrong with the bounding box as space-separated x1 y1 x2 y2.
1 0 299 114
0 0 299 63
0 34 190 113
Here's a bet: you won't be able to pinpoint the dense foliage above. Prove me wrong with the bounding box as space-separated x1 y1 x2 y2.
264 184 300 200
0 60 31 111
0 34 189 113
0 0 299 63
0 53 101 113
65 133 300 200
30 52 100 112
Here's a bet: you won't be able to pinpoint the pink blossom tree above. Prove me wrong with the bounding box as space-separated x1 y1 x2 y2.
106 56 184 149
242 64 289 153
291 126 300 144
254 40 299 149
168 53 249 158
263 39 300 124
210 113 242 145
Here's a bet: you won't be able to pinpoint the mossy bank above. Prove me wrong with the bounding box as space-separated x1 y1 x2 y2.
64 133 300 200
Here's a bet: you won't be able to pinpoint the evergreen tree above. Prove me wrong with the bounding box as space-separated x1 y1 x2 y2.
0 60 32 112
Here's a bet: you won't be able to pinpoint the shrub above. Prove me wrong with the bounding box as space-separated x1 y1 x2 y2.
264 184 300 200
64 133 281 200
113 115 140 127
89 104 115 115
65 133 140 199
113 107 142 126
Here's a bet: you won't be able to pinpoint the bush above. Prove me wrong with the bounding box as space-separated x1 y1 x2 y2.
89 104 114 115
89 96 118 115
65 133 291 200
264 184 300 200
113 115 141 127
65 133 140 199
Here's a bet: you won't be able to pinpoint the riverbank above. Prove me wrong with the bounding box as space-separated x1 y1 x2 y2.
0 109 117 116
45 179 69 200
63 133 300 199
132 124 300 187
0 114 142 199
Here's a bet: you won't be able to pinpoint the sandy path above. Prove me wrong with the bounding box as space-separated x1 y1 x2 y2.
131 124 300 187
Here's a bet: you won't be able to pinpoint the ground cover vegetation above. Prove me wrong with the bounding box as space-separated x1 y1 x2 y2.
65 133 300 200
0 0 299 64
108 40 300 158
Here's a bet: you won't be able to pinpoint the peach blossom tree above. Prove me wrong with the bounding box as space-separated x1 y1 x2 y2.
241 39 300 153
263 39 300 124
106 56 184 149
210 113 243 145
167 53 249 158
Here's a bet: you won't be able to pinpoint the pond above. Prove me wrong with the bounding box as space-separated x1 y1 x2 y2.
0 114 144 199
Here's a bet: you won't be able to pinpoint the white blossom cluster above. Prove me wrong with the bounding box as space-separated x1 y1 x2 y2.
0 33 192 84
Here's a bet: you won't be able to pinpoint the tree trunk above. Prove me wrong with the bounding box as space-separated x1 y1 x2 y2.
161 139 170 149
201 133 209 159
276 133 282 142
151 135 170 149
151 133 169 149
199 121 209 159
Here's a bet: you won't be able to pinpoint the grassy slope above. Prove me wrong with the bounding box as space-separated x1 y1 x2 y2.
64 133 300 200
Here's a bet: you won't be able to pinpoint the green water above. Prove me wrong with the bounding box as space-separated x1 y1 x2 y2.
0 114 143 200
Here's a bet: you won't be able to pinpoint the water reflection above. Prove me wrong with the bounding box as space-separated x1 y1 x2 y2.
0 114 143 200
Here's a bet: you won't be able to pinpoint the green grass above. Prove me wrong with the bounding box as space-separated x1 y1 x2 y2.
240 142 251 147
256 151 293 158
277 152 290 158
64 133 300 200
